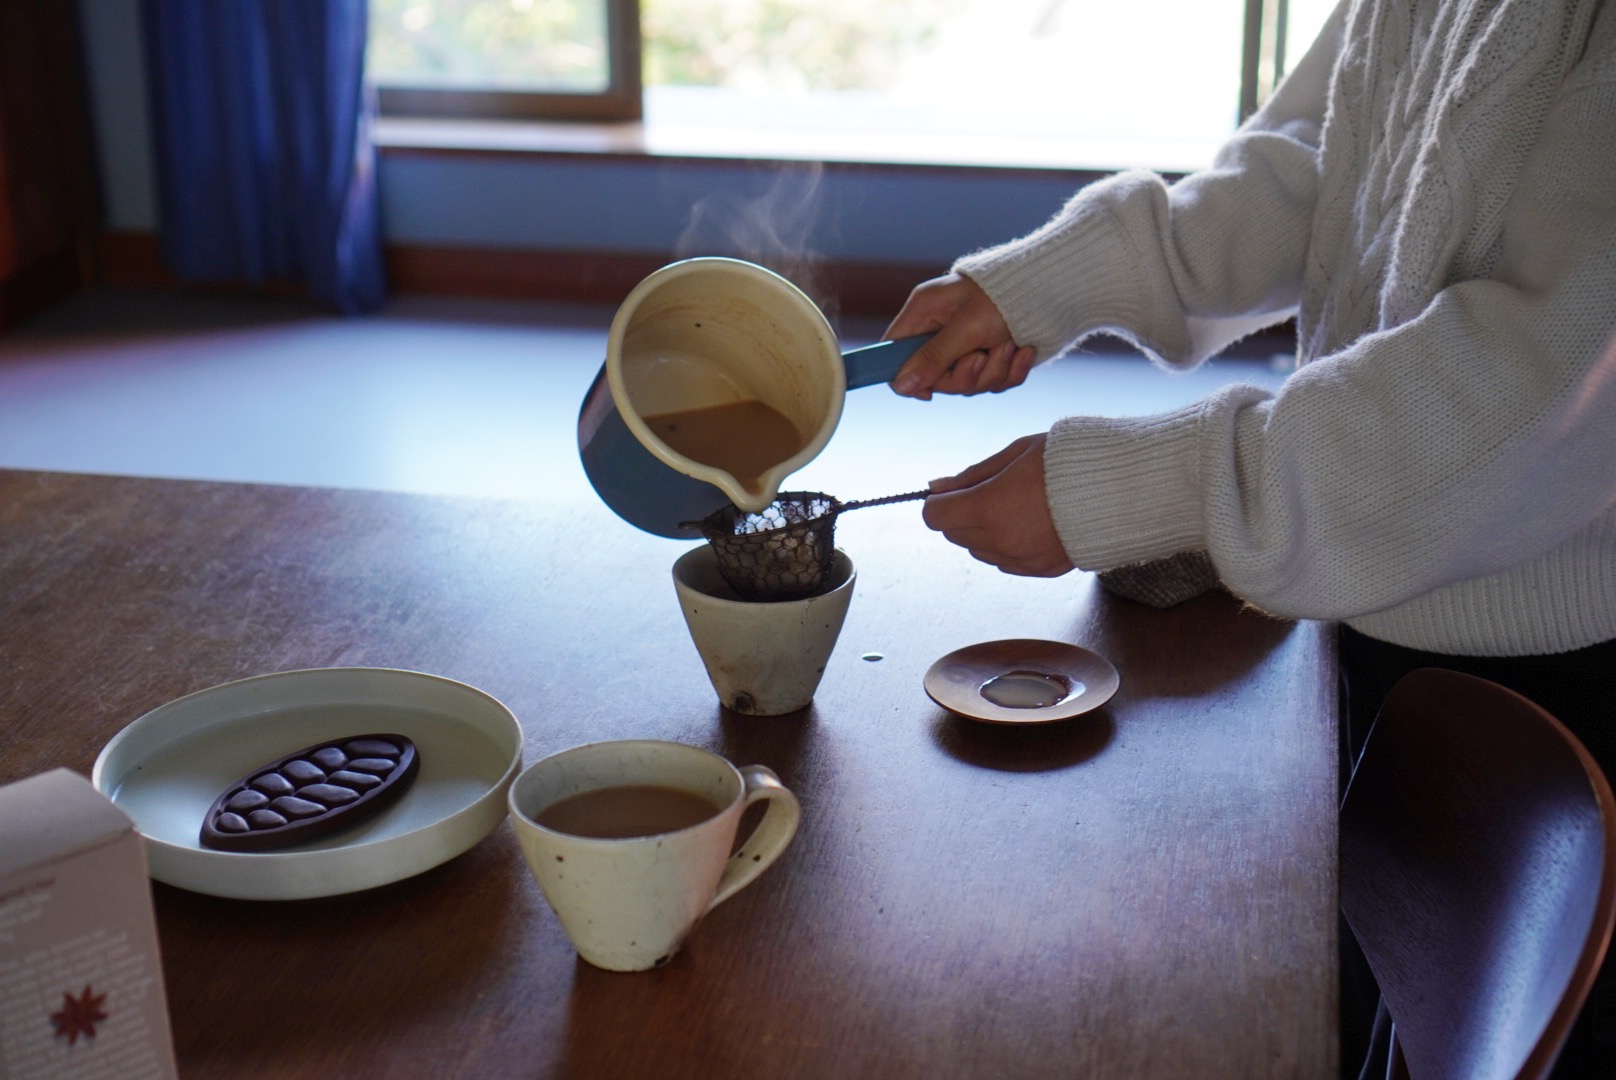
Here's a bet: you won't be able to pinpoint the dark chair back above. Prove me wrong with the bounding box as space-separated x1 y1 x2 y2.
1340 668 1616 1080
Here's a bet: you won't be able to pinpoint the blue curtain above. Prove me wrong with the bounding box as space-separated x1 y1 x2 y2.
140 0 385 314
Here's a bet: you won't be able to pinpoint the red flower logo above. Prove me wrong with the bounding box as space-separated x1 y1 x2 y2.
50 985 108 1046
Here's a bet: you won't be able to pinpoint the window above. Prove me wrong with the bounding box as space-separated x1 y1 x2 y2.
369 0 642 120
368 0 1337 170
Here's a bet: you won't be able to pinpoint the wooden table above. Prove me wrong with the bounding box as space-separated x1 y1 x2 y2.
0 469 1338 1078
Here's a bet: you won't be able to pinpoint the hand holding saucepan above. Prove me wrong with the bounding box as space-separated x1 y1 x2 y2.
885 273 1038 399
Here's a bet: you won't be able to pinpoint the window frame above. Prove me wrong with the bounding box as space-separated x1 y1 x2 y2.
1241 0 1292 120
372 0 643 122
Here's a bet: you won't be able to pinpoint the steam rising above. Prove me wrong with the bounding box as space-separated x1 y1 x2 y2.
674 163 838 325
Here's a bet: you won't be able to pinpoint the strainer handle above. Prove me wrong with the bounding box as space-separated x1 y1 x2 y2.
837 488 932 513
842 334 935 390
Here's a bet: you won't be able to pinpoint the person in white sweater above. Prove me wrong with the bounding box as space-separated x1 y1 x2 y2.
885 0 1616 1074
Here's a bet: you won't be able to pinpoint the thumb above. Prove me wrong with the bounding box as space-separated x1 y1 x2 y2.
927 438 1029 494
891 331 972 399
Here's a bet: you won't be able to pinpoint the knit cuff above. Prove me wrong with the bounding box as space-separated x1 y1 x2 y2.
1042 403 1208 570
953 172 1179 362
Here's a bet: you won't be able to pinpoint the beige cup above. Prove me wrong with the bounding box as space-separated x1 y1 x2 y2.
508 740 801 972
673 546 855 716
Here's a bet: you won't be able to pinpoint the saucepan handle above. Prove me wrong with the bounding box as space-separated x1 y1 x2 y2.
841 334 934 391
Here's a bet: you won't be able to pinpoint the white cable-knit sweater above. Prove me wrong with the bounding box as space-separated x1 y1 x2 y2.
955 0 1616 656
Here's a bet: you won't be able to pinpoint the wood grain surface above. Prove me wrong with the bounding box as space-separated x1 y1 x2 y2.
0 469 1338 1079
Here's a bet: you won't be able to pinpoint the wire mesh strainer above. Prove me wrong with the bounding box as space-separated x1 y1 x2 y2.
684 489 929 602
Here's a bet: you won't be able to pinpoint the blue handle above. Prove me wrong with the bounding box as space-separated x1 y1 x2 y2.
841 334 934 391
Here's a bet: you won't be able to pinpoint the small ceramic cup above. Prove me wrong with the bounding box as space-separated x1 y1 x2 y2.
508 740 801 972
672 546 855 715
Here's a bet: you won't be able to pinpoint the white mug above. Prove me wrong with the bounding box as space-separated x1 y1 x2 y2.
508 740 801 972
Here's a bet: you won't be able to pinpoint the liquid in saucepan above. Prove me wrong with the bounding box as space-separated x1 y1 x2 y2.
643 400 804 493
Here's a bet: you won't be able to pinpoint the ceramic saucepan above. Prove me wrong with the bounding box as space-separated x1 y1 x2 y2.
577 257 928 537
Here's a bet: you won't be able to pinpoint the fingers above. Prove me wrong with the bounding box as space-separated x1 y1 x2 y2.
896 332 1036 399
913 343 1039 399
926 435 1035 494
889 274 1020 398
919 434 1075 578
1007 345 1038 388
893 333 972 401
925 493 1075 577
909 351 980 400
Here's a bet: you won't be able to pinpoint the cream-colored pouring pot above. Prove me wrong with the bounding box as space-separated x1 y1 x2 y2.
578 257 929 537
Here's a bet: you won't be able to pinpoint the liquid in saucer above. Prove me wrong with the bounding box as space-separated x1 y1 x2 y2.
979 670 1079 710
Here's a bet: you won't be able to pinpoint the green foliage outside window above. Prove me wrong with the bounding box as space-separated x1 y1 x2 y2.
642 0 959 91
369 0 962 95
370 0 611 92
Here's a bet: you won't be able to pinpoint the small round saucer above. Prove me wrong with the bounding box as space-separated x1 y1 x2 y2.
924 639 1120 725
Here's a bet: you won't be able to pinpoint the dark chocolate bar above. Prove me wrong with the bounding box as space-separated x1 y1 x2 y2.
200 734 419 852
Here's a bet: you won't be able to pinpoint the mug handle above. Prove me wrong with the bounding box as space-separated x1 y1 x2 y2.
841 334 935 391
708 765 802 911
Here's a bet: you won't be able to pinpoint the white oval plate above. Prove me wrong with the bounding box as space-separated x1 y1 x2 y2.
93 668 523 901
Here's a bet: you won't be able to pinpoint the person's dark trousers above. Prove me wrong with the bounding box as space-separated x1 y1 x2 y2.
1337 624 1616 1080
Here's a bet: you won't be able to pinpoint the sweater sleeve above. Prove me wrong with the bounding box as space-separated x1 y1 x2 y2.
952 0 1348 369
1043 51 1616 624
